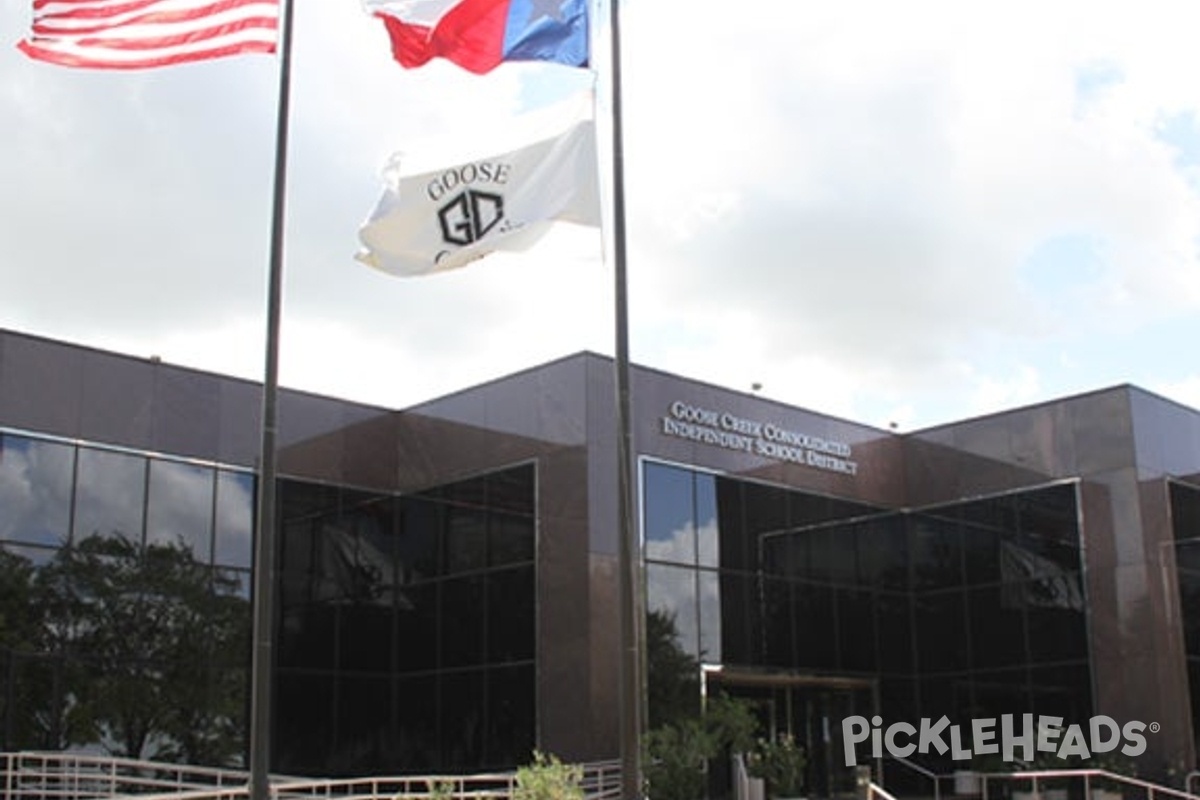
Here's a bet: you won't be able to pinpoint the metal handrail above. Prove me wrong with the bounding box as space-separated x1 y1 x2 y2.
868 781 901 800
880 754 950 800
0 751 623 800
980 768 1200 800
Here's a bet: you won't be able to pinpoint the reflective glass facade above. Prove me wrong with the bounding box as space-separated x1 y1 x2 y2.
0 431 253 765
273 465 536 776
645 462 1091 787
2 328 1200 784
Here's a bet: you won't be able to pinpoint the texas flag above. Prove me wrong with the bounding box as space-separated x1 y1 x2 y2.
362 0 588 74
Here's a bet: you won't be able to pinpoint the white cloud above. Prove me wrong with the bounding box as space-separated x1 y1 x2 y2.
3 1 1200 429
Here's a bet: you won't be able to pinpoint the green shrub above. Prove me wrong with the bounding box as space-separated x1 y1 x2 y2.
514 750 585 800
747 734 807 798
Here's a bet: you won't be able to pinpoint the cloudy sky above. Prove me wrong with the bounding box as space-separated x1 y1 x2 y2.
3 1 1200 431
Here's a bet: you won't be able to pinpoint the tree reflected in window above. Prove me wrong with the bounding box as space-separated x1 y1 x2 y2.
1 534 249 765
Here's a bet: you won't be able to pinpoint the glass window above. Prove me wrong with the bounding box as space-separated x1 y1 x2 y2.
909 516 963 590
490 512 535 567
836 587 876 672
336 676 392 774
971 669 1031 722
697 569 721 664
644 462 696 565
717 570 756 665
745 482 788 535
760 576 794 667
338 602 394 674
440 670 485 770
646 562 699 659
445 506 487 574
1181 570 1200 656
961 520 1001 585
442 474 487 509
1173 482 1200 542
968 584 1026 669
695 474 719 568
146 459 214 562
278 601 336 670
394 674 438 771
214 470 254 569
1024 582 1088 664
274 672 335 775
395 581 439 673
487 566 534 663
793 581 836 670
440 575 485 667
1028 663 1092 722
915 589 969 673
876 591 914 675
0 434 74 548
487 464 535 516
73 447 146 547
209 568 252 669
0 545 48 655
486 665 534 768
856 514 908 590
398 497 443 581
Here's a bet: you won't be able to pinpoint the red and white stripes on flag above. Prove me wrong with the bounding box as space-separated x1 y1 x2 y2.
17 0 278 69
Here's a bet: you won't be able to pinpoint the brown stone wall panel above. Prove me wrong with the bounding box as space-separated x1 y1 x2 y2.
1070 389 1136 475
0 331 85 439
151 365 221 462
587 553 621 760
78 348 154 449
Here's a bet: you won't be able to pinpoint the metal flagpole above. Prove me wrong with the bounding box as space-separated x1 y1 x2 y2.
606 0 644 796
248 0 296 791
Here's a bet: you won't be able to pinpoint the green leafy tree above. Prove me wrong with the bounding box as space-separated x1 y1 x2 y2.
30 533 249 765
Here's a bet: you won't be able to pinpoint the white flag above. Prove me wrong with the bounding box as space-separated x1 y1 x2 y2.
356 101 600 277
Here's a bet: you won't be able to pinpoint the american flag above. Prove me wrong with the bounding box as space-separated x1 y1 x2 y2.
17 0 278 69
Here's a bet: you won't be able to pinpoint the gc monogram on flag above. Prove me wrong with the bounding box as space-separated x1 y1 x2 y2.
356 94 599 277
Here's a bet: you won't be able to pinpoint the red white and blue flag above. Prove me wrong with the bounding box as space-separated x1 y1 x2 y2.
362 0 588 74
17 0 277 68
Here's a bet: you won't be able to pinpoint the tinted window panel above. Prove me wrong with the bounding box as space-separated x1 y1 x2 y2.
0 435 74 548
146 459 214 562
214 470 254 569
697 569 721 664
399 497 442 581
644 462 696 565
74 447 146 547
440 670 485 770
487 565 534 663
490 512 535 567
695 474 719 568
445 506 487 575
646 562 698 659
486 665 534 768
440 575 485 668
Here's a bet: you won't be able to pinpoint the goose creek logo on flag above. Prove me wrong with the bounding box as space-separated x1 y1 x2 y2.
439 189 504 248
356 97 599 277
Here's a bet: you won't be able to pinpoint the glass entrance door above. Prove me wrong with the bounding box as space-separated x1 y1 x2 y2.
706 671 875 800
